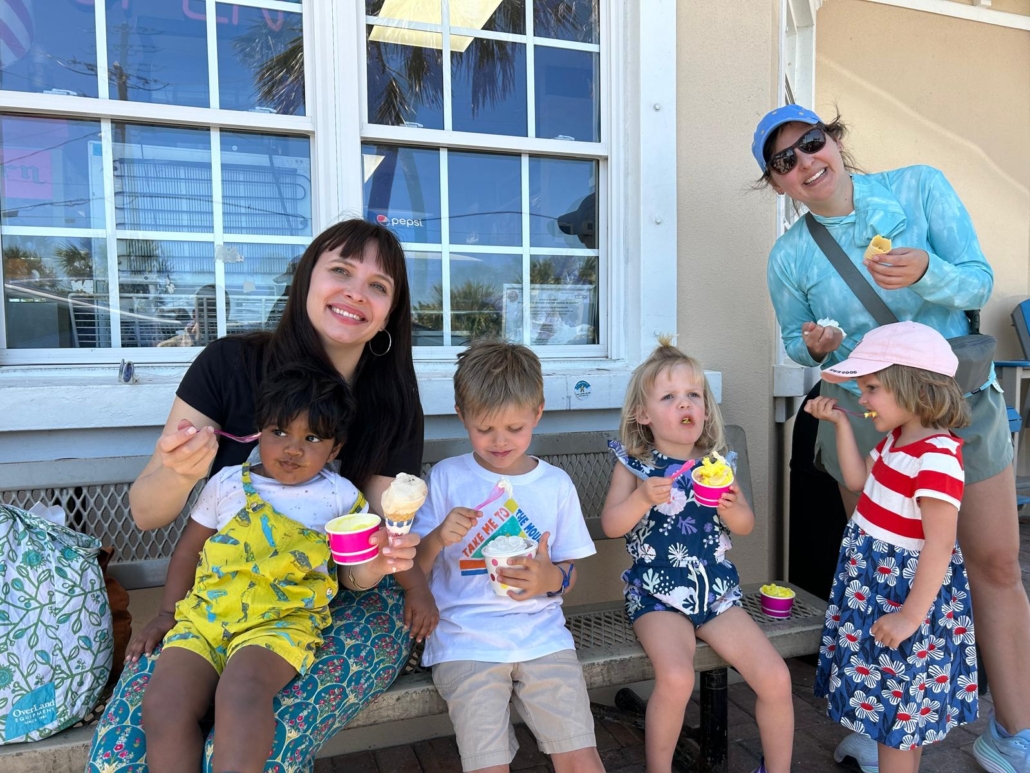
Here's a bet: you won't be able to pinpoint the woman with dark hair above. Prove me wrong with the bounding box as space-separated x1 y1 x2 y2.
756 105 1030 773
87 219 435 772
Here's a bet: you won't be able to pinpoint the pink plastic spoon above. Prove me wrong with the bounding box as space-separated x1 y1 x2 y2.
834 407 876 419
213 429 261 443
473 479 512 511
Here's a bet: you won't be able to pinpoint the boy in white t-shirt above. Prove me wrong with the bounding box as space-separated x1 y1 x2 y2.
414 341 602 773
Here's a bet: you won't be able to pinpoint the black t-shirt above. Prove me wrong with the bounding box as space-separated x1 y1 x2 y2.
176 337 424 480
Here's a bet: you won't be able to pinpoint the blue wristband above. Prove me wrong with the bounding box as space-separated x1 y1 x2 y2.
547 562 574 597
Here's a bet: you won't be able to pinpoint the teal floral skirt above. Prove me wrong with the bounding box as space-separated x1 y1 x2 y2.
86 578 410 773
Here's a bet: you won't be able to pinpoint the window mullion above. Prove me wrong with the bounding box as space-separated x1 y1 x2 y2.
206 0 221 111
101 118 122 348
525 0 536 139
211 128 227 339
95 0 110 100
521 153 531 346
440 147 452 346
442 0 453 132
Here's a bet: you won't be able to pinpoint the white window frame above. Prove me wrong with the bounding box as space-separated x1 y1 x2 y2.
0 0 679 428
0 0 316 366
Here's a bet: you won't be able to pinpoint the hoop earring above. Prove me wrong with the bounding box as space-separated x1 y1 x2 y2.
368 329 392 357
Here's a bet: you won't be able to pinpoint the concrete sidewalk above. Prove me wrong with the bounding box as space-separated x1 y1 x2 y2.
319 520 1030 772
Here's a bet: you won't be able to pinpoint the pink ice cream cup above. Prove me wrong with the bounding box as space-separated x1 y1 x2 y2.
759 585 796 619
691 470 734 508
326 513 381 565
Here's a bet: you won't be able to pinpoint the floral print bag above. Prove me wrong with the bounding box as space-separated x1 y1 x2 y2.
0 504 112 744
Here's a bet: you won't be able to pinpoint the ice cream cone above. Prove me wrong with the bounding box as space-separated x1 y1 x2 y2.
381 473 428 535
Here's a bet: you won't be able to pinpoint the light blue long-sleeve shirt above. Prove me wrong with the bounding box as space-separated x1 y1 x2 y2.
768 165 994 395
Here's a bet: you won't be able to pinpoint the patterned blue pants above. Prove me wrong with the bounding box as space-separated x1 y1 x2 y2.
86 578 410 772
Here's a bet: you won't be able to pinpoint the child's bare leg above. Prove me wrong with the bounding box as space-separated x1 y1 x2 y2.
633 611 697 773
697 607 793 773
211 646 298 773
142 648 219 773
878 742 921 773
551 746 605 772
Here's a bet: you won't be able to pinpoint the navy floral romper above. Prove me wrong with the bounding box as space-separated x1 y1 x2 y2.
609 440 743 628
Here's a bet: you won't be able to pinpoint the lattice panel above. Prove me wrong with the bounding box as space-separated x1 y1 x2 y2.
2 481 204 565
566 607 638 649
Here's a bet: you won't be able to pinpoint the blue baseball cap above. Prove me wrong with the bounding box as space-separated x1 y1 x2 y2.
752 104 824 172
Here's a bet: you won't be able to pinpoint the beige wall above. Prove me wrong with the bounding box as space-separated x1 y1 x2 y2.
817 0 1030 357
678 0 783 584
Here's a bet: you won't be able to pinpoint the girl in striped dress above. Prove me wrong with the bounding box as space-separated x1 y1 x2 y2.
806 321 977 773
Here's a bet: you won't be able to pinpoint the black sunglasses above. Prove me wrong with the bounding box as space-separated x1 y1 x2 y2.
766 127 827 176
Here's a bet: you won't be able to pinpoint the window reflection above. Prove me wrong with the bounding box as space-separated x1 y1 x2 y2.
448 151 521 246
534 0 599 44
366 29 444 129
535 47 599 142
451 39 526 137
0 0 98 97
222 242 303 336
217 4 304 115
0 114 103 229
113 123 212 233
107 0 209 107
451 251 521 346
362 144 442 244
407 251 443 346
221 132 311 236
527 255 597 345
117 239 214 348
3 235 108 349
452 0 523 35
529 157 596 249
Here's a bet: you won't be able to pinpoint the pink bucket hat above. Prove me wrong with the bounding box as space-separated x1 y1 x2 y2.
821 321 958 383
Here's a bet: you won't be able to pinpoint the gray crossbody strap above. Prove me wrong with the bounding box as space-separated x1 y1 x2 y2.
804 213 898 327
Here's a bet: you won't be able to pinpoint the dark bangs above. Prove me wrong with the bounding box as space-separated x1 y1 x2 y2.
254 364 355 446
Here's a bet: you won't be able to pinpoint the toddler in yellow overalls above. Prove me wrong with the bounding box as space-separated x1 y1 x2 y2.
139 366 368 773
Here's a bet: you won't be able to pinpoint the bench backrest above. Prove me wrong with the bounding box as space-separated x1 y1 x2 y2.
0 426 752 589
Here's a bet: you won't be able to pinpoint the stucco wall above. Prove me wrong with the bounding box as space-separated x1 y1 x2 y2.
816 0 1030 357
678 0 782 583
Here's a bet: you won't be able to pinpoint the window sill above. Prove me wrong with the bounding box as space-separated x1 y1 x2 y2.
0 363 723 432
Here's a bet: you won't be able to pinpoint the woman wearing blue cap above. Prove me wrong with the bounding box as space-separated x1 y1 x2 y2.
755 105 1030 773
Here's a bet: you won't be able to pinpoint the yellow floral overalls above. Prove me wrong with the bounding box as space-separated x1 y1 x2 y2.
163 463 364 674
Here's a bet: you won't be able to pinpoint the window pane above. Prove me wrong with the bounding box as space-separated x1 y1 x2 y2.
107 0 208 107
0 0 98 97
529 157 596 249
221 132 311 236
0 115 103 229
527 255 597 345
217 4 305 115
451 0 524 35
223 242 304 335
534 0 599 44
366 28 443 129
407 251 443 346
113 123 212 233
118 239 214 348
451 40 526 137
451 250 520 345
362 144 441 244
448 151 520 246
534 47 599 142
3 235 109 348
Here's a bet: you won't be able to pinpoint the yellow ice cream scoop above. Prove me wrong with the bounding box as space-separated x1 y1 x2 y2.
692 453 734 487
863 235 892 261
760 583 796 599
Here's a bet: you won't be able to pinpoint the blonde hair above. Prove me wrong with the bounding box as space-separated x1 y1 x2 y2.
875 364 971 430
620 336 726 462
454 339 544 419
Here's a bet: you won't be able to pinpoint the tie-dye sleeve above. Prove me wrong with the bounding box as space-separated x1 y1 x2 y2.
910 168 993 311
768 237 825 367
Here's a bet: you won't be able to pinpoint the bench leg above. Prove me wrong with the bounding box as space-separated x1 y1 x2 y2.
700 667 728 773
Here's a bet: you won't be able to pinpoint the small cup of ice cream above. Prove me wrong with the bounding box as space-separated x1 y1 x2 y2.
326 513 382 565
759 583 796 618
482 535 538 597
691 453 734 507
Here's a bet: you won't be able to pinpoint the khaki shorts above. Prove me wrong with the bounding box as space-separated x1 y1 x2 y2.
432 650 596 772
814 381 1013 487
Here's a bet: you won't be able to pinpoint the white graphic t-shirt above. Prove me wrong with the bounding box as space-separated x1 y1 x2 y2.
414 454 596 666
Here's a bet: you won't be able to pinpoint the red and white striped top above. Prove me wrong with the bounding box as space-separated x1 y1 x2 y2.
852 428 965 552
